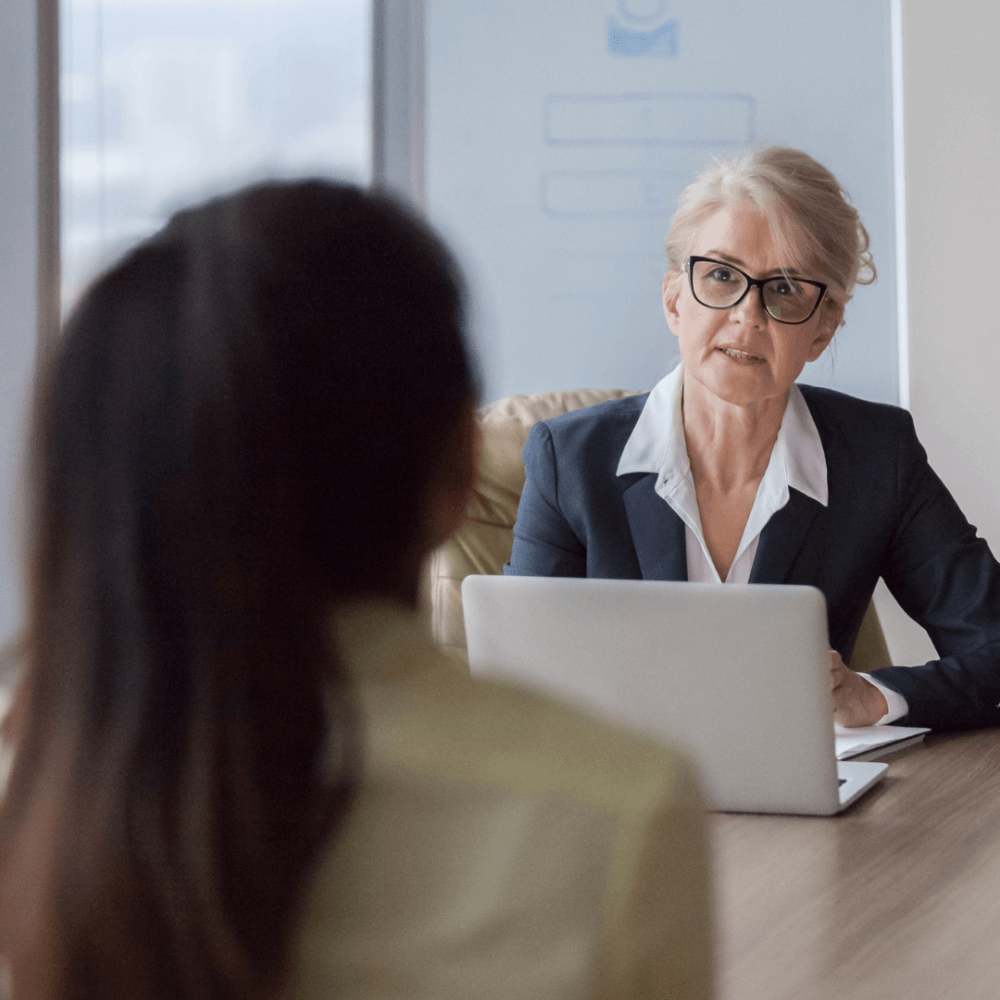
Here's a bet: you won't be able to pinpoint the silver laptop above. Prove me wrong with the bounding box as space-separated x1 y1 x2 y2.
462 576 887 816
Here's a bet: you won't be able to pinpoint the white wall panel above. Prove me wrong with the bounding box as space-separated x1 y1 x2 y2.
874 1 1000 666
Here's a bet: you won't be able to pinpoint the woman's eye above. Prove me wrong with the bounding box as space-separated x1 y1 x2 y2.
709 267 738 283
772 280 803 297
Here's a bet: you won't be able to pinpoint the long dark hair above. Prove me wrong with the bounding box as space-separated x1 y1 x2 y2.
0 181 474 1000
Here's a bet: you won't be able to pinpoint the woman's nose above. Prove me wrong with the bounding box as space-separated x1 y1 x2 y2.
731 285 768 326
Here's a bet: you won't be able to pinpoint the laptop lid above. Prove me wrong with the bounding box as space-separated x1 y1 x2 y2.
462 576 883 816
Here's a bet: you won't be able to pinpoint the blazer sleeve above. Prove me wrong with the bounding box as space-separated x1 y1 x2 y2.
506 421 587 577
592 751 712 1000
870 409 1000 729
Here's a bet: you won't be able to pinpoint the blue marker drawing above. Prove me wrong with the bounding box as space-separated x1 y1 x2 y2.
540 170 686 218
544 93 756 147
608 15 678 57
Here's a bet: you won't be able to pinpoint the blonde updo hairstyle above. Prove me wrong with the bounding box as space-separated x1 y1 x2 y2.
664 147 876 318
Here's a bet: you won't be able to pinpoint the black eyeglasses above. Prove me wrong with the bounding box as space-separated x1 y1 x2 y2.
685 256 827 325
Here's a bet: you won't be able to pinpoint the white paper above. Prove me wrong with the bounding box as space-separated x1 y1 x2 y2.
834 723 930 760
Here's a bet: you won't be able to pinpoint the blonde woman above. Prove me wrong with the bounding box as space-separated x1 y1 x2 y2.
509 146 1000 732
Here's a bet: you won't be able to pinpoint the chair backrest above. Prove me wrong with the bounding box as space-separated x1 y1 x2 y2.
422 388 892 673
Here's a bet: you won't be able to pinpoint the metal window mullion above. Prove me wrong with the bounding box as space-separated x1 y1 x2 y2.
372 0 424 208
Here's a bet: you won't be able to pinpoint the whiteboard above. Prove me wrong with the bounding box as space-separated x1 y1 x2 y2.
426 0 900 405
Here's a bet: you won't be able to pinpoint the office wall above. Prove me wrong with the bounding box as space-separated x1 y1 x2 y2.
0 0 38 650
873 2 1000 665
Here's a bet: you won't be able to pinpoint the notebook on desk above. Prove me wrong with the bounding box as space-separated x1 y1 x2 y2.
835 723 929 761
462 576 887 816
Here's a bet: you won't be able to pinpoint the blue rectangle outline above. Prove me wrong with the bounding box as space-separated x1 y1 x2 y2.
539 169 688 219
543 91 757 147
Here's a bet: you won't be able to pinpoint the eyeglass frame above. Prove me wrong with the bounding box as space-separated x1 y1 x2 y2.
684 256 828 326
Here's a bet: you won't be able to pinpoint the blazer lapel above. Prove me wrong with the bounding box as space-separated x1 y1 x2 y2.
622 474 687 581
749 489 822 584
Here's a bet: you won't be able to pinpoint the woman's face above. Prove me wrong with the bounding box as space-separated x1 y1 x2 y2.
663 200 842 409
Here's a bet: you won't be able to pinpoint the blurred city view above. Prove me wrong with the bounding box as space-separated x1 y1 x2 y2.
61 0 371 309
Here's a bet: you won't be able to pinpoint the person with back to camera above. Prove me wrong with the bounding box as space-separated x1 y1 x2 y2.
0 180 710 1000
508 146 1000 733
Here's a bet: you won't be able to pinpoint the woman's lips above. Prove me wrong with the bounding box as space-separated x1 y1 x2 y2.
718 346 766 366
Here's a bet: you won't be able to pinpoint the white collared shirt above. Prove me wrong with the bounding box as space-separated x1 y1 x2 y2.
616 363 907 724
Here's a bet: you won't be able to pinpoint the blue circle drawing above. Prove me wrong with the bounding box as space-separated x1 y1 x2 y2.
616 0 669 25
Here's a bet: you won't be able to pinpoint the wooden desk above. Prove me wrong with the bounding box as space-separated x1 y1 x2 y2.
713 729 1000 1000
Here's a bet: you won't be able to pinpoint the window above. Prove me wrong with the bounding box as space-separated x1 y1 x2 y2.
61 0 372 308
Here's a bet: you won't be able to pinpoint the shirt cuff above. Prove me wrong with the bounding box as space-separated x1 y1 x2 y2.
857 672 909 724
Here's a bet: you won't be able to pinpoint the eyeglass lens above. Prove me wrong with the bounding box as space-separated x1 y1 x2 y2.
690 259 822 324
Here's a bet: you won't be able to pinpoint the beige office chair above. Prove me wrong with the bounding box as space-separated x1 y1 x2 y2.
423 388 892 673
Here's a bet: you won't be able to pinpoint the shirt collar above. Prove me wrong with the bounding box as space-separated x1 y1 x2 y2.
616 362 828 507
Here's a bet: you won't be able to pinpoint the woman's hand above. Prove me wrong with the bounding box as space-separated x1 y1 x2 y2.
830 650 888 728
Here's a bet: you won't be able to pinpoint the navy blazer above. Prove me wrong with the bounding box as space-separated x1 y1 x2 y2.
507 386 1000 731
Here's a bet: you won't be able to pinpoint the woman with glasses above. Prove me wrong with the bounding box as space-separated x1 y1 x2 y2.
0 181 710 1000
508 146 1000 733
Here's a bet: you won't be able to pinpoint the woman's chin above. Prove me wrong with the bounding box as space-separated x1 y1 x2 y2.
686 357 781 409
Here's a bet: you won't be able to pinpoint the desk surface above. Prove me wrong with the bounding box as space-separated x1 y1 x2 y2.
713 728 1000 1000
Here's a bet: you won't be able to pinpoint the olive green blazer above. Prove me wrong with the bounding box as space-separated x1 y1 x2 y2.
297 600 711 999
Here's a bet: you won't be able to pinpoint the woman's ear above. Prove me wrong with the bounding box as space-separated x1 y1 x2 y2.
807 299 844 361
662 270 684 335
391 402 478 607
422 402 478 553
